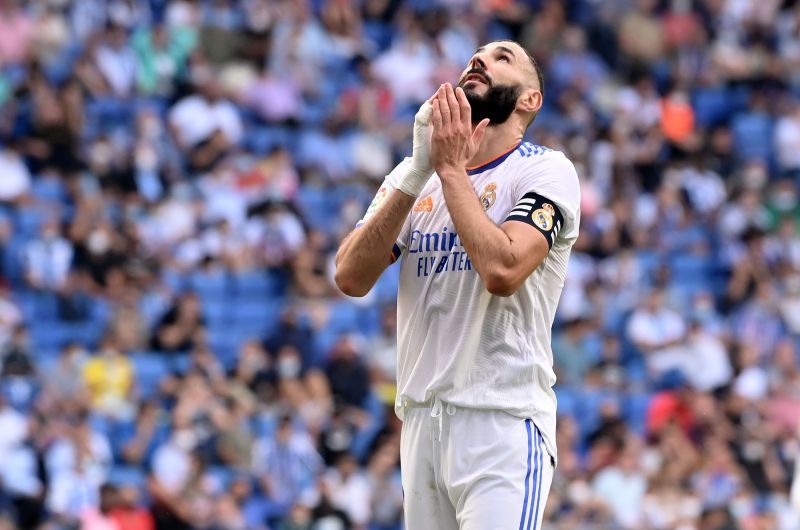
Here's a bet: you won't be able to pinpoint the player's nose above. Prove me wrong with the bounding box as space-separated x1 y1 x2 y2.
468 54 487 71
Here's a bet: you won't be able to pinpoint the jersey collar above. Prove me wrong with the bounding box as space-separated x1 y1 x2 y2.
465 142 522 176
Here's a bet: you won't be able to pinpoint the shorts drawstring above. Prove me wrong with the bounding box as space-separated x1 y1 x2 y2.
430 396 443 441
429 397 457 442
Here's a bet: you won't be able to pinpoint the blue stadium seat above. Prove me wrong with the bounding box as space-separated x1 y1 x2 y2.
244 126 294 155
160 268 186 293
324 301 361 333
623 392 652 436
294 185 340 232
13 207 45 239
188 270 229 300
732 111 774 163
202 299 230 327
231 271 277 299
130 353 170 396
554 386 579 418
108 465 147 489
206 466 235 492
30 177 66 202
692 86 734 128
374 264 400 304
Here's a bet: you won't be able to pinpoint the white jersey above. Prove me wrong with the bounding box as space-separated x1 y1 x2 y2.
359 141 580 460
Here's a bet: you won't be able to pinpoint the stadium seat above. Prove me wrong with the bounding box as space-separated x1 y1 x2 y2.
623 392 652 436
130 353 170 396
692 86 734 128
107 465 148 489
554 386 578 418
188 270 230 300
231 270 277 299
732 111 774 163
295 185 339 233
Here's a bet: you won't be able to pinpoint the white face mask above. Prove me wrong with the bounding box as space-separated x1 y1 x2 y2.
277 356 301 378
173 429 196 451
730 496 752 520
87 230 111 254
773 191 797 211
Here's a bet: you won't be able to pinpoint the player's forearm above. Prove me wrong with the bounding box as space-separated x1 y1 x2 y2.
439 169 518 294
335 189 415 297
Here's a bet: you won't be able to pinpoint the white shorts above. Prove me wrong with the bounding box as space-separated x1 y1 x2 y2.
399 398 555 530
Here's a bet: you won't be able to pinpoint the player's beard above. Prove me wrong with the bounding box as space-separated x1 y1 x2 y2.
459 78 522 126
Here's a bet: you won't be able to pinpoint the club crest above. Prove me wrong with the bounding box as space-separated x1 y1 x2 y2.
481 183 497 210
532 208 554 231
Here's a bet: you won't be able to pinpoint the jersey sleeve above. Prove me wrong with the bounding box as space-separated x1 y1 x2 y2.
356 158 413 262
506 151 580 246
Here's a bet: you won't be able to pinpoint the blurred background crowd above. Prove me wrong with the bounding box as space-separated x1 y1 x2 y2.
1 0 800 529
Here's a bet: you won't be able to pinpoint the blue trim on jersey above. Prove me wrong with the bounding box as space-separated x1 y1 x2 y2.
527 428 544 530
391 243 402 261
519 419 533 530
466 142 522 175
518 141 553 158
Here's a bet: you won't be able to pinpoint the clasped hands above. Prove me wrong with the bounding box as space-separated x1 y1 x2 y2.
429 83 490 180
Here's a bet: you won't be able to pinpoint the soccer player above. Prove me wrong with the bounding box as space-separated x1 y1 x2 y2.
335 40 580 530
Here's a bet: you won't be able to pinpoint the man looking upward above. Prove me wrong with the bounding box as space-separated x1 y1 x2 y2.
335 40 580 530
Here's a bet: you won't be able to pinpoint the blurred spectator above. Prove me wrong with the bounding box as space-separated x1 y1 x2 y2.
325 336 369 409
549 25 608 97
1 324 34 377
372 29 436 107
22 78 84 175
80 483 125 530
0 143 31 204
552 317 594 386
0 0 34 67
94 23 137 98
23 218 74 291
168 70 243 172
0 394 26 464
1 413 45 528
365 305 398 402
244 65 303 125
0 286 21 351
775 99 800 178
46 342 90 403
682 320 733 393
83 334 134 420
291 230 336 299
264 308 315 371
132 22 196 97
0 1 799 528
118 400 168 468
252 415 323 518
109 484 156 530
150 292 205 353
626 287 687 379
45 410 112 486
592 439 647 529
323 452 371 529
366 440 403 530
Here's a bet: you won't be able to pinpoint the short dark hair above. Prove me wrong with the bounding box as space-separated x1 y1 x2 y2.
497 40 544 98
497 40 544 127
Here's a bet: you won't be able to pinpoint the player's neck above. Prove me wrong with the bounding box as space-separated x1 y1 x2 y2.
467 123 523 171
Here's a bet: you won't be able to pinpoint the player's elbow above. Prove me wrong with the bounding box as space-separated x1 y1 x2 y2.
483 269 520 297
334 268 370 298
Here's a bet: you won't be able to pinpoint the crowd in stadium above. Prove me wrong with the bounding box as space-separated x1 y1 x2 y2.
0 0 800 528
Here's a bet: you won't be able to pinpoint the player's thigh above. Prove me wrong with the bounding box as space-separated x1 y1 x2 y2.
400 408 458 530
454 417 554 530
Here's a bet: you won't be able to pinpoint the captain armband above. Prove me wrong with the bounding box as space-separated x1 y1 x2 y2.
504 192 564 249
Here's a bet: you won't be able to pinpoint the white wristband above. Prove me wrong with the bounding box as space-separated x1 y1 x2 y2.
392 100 434 197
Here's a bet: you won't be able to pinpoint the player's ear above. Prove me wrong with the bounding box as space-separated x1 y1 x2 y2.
517 87 542 116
